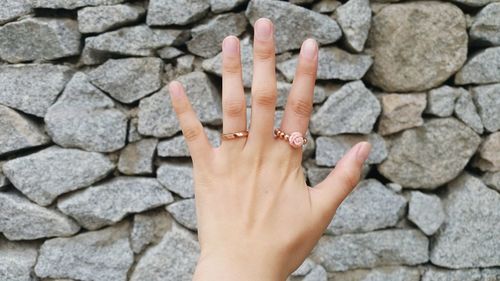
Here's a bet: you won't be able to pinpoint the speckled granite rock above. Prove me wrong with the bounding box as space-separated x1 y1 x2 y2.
31 0 126 9
482 171 500 191
0 0 32 25
118 138 158 175
470 3 500 45
454 89 484 134
157 129 220 157
166 199 197 230
0 237 38 281
157 163 194 198
77 4 145 34
471 83 500 132
377 93 426 136
455 47 500 85
474 132 500 172
147 0 210 26
130 210 173 254
421 267 481 281
210 0 247 13
335 0 371 52
425 86 460 117
408 191 445 235
330 266 421 281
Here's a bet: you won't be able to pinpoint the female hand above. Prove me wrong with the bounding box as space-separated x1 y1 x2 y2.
168 18 371 281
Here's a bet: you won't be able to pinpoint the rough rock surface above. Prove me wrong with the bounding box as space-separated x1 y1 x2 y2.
130 224 200 281
147 0 210 26
0 104 50 156
0 237 38 281
0 0 32 25
482 172 500 191
78 4 145 34
377 93 427 136
330 267 421 281
425 86 460 117
470 3 500 45
34 223 133 281
245 0 342 53
474 132 500 172
157 129 220 157
422 267 482 281
187 13 247 58
335 0 371 52
430 174 500 268
315 134 387 166
89 57 163 103
138 72 221 138
310 81 381 135
0 163 8 189
312 229 429 271
131 210 173 254
277 47 373 81
3 146 115 206
118 138 158 175
472 83 500 132
302 265 328 281
366 2 468 92
45 73 128 152
454 89 484 134
378 118 481 189
166 199 197 230
210 0 247 13
408 191 445 235
450 0 500 7
0 191 80 240
0 64 74 117
455 47 500 85
157 163 194 198
326 179 407 235
0 18 81 63
31 0 126 9
58 177 173 230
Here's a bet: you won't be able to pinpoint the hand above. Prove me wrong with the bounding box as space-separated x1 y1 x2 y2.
168 18 371 281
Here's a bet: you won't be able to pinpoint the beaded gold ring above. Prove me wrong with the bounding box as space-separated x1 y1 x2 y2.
273 128 307 148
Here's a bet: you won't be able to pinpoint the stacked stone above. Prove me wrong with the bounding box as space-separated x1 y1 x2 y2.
0 0 499 280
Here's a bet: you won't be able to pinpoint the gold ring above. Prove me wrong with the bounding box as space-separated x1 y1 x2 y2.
221 130 249 140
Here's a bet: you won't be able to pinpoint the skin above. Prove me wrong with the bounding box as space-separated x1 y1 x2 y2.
168 18 372 281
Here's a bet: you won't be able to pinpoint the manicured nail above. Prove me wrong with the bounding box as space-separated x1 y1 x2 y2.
223 36 239 56
301 38 317 60
168 81 182 98
355 142 372 163
255 18 272 40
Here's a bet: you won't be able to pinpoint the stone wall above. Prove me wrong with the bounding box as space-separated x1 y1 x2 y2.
0 0 499 280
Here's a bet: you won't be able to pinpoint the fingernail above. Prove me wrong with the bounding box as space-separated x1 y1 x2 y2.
355 142 372 163
168 81 182 98
255 18 272 40
223 36 239 56
301 39 317 60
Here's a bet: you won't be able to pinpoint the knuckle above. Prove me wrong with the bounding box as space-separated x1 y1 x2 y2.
290 98 312 118
224 99 245 117
254 45 275 61
296 65 317 78
223 58 241 75
253 91 277 108
182 125 202 142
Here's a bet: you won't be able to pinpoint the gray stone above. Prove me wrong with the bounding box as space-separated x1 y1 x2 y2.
138 72 221 138
131 210 173 254
456 47 500 85
210 0 247 13
0 162 8 189
277 47 373 81
147 0 210 26
426 86 460 117
326 179 406 235
157 46 184 59
377 93 426 136
0 18 80 63
176 55 195 74
316 134 387 166
470 3 500 45
0 237 38 281
118 138 158 175
187 13 247 58
303 265 327 281
386 183 402 193
0 0 32 25
244 82 327 108
0 191 80 240
431 173 500 268
130 224 200 281
454 89 484 134
378 118 481 189
313 0 342 13
85 25 188 57
472 83 500 132
89 57 163 103
157 163 194 198
35 223 133 281
32 0 126 9
0 104 50 156
310 81 381 135
422 267 482 281
482 171 500 191
166 199 197 231
330 266 421 281
157 129 220 157
451 0 500 7
481 268 500 281
3 146 115 206
366 2 468 92
292 258 316 276
58 177 173 230
128 117 142 143
245 0 342 53
0 64 73 117
77 4 145 34
202 36 254 88
335 0 372 52
312 229 429 271
45 73 128 152
408 191 445 235
474 132 500 172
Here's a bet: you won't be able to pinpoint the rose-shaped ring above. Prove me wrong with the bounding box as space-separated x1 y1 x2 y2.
273 128 307 149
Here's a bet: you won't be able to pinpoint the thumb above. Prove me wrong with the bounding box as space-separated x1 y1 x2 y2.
311 141 371 221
